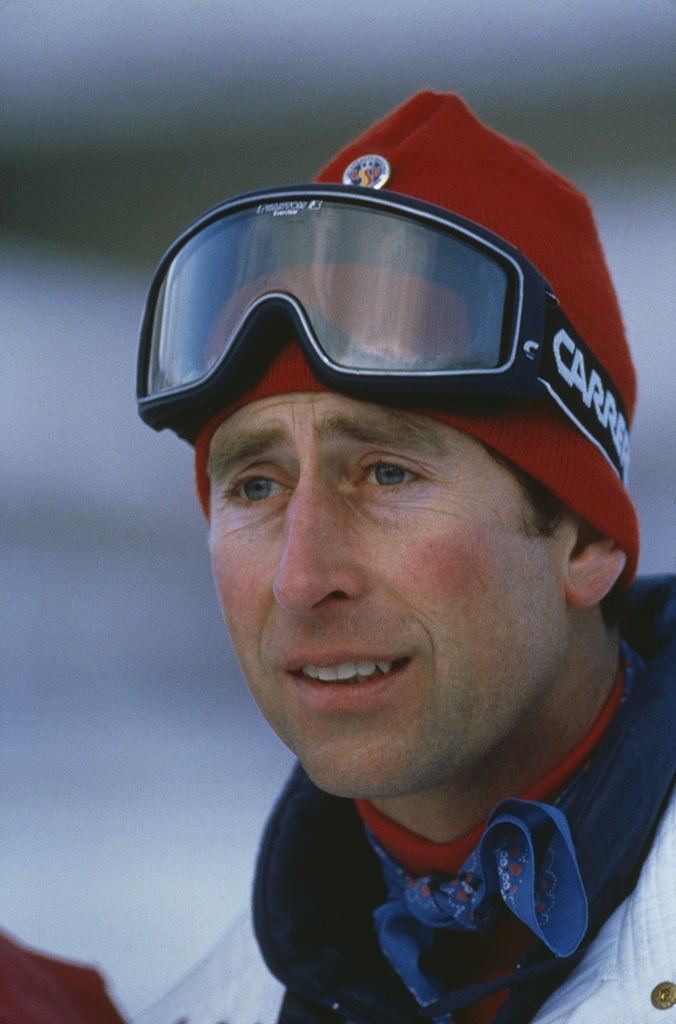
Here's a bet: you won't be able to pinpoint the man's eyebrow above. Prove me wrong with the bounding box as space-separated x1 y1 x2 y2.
207 408 448 479
316 411 448 457
207 427 287 479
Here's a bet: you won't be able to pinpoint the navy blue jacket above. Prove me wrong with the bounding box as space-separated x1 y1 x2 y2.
252 577 675 1023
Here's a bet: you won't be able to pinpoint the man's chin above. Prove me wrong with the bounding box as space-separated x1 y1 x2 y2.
297 751 418 803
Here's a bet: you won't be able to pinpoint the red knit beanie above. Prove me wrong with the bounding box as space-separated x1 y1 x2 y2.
195 91 639 583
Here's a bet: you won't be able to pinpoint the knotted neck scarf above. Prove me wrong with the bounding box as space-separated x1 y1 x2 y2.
367 798 587 1011
365 648 638 1017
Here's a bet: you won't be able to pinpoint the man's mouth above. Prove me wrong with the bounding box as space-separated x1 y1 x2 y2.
298 659 407 684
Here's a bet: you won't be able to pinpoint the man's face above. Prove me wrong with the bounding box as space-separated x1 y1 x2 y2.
207 391 577 812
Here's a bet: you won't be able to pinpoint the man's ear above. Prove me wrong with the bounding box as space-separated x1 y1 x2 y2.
565 527 627 609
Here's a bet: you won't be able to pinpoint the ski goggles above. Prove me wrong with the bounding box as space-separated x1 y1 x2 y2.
137 184 629 480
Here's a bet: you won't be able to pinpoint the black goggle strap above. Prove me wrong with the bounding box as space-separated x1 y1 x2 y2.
538 301 629 482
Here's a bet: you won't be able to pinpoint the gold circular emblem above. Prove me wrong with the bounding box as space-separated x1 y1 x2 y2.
651 981 676 1010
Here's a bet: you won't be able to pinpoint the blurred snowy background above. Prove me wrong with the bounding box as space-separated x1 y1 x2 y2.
1 0 674 1017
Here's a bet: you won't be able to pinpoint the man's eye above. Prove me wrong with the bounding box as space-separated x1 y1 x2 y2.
241 477 278 501
371 463 410 486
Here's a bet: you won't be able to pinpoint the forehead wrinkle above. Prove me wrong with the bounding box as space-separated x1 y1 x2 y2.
207 425 287 480
207 401 451 480
316 409 449 458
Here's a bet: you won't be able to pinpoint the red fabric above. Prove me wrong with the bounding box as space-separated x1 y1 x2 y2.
450 922 533 1024
194 91 639 584
355 665 624 1024
0 931 126 1024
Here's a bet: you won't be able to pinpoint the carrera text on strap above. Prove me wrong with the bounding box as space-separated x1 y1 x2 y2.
539 305 630 481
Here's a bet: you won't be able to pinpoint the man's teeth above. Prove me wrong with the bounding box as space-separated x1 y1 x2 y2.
301 661 392 682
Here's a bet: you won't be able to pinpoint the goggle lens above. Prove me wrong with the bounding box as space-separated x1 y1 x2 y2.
146 198 512 399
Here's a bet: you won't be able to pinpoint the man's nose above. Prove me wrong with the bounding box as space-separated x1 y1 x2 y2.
272 481 367 613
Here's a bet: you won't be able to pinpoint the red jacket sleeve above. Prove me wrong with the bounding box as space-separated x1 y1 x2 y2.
0 931 126 1024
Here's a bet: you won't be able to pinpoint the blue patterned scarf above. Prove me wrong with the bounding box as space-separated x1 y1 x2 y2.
368 798 588 1012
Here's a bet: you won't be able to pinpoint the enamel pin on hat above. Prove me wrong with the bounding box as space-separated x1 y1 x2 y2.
342 154 391 189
